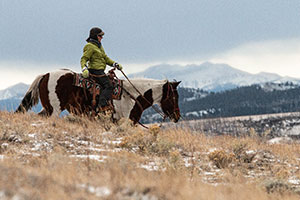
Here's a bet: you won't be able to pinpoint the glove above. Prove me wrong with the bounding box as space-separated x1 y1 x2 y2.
113 62 123 70
82 68 89 78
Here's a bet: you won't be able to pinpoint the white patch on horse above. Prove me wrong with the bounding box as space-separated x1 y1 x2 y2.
113 78 167 120
48 70 69 116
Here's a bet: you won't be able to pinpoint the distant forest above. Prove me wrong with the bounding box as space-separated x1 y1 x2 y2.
142 82 300 122
179 83 300 119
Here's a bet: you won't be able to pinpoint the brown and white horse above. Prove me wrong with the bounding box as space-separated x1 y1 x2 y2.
16 69 181 124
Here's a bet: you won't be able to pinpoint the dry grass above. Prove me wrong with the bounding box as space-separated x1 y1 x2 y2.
0 111 300 199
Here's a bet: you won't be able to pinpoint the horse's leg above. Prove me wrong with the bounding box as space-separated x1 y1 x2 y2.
64 87 90 116
39 73 54 116
38 109 48 116
66 103 84 115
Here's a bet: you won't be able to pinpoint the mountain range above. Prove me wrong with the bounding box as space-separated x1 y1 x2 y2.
0 83 29 100
1 62 300 113
129 62 300 92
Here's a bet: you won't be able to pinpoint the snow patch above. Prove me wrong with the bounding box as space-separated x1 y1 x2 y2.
70 155 108 162
77 184 111 197
288 177 300 185
285 125 300 136
140 161 160 171
267 137 293 144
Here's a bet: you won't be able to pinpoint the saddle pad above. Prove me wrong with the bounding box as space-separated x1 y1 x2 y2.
74 73 101 91
73 73 123 100
112 79 123 100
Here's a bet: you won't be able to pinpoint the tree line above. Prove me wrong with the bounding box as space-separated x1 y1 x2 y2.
141 82 300 123
178 82 300 120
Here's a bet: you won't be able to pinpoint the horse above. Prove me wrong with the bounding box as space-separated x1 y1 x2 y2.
16 69 181 124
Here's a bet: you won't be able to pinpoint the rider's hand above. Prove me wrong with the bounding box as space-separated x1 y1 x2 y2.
113 62 123 70
82 69 89 78
117 64 123 70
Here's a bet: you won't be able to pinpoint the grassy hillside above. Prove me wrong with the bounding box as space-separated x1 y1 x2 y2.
0 111 300 199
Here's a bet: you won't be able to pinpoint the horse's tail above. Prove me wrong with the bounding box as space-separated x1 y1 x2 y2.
15 74 44 113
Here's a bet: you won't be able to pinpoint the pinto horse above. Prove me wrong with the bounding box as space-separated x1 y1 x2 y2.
16 69 181 124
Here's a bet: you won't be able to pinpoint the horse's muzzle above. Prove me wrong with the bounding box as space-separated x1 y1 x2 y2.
171 111 181 123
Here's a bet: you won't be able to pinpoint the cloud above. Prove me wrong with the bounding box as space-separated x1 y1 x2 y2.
0 61 78 90
1 38 300 90
209 38 300 77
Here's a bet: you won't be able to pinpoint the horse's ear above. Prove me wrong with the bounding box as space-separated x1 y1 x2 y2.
172 81 181 88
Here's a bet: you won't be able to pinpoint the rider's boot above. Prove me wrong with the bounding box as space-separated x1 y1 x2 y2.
97 98 113 114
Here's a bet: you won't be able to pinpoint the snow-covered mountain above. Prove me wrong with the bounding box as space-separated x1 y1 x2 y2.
0 83 29 100
129 62 300 92
1 62 300 101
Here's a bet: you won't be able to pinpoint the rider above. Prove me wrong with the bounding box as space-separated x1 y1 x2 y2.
80 27 123 111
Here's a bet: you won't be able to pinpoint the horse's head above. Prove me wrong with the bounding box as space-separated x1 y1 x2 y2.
161 81 181 123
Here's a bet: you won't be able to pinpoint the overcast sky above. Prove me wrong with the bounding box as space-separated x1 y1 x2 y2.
1 0 300 89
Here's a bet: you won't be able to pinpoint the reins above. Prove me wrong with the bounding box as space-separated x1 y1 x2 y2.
162 82 180 115
119 69 166 119
107 68 178 128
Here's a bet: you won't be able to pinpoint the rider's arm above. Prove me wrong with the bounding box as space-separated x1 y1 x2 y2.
80 44 94 70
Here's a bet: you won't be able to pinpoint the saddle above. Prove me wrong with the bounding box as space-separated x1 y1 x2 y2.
73 69 123 109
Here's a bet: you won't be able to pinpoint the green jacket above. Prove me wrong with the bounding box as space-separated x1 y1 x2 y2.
80 41 115 71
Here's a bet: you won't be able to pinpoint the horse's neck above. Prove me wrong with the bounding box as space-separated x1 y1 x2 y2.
123 79 166 104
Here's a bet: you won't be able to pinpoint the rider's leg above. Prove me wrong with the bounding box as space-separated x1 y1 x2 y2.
98 75 113 107
88 69 113 108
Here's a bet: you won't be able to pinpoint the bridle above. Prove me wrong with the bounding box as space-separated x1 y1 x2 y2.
118 69 180 127
161 81 180 120
119 69 164 113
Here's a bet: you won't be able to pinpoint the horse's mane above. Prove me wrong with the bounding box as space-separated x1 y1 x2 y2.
126 77 168 82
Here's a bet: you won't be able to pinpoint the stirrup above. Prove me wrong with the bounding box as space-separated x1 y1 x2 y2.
99 105 112 112
96 104 113 113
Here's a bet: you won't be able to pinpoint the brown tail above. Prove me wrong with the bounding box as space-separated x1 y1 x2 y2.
15 74 44 113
